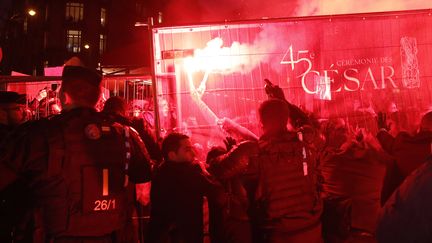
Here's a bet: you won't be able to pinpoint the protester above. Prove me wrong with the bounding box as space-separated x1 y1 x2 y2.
147 132 226 243
247 99 322 243
319 119 388 242
377 111 432 205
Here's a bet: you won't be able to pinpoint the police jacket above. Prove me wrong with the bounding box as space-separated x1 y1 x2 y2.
0 124 12 144
0 107 152 238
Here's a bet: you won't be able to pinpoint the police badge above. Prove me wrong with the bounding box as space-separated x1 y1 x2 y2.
85 124 101 140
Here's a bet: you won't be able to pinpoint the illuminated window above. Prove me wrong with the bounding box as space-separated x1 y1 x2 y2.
65 2 84 22
67 30 81 53
99 34 106 55
101 8 106 27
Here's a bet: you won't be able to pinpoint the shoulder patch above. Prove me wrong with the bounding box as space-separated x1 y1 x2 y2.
85 123 101 140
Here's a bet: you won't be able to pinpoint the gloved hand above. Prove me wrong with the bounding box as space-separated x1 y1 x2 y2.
264 79 286 100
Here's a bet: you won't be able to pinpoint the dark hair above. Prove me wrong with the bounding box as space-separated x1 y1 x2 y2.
323 118 347 139
258 99 289 128
103 96 127 115
420 111 432 131
0 91 26 105
61 79 101 107
206 146 226 165
161 133 189 161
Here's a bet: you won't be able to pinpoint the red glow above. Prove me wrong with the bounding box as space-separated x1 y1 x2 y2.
153 10 432 154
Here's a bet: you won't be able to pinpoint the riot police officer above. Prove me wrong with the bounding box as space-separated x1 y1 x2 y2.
0 91 27 141
0 65 153 242
0 92 32 243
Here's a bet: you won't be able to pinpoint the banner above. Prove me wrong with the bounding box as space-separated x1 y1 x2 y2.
152 10 432 150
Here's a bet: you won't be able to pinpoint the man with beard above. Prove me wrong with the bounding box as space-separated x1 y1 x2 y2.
147 133 226 243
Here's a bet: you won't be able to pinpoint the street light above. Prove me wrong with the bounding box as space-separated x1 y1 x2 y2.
28 9 36 17
84 44 90 49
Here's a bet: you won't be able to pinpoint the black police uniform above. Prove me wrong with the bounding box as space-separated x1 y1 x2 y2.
0 66 153 243
0 107 152 242
0 91 31 243
0 91 26 142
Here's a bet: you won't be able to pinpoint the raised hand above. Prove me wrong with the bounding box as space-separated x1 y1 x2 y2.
223 136 237 151
264 79 286 100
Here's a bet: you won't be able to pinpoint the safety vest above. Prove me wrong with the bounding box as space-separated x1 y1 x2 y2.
40 108 133 237
254 131 321 231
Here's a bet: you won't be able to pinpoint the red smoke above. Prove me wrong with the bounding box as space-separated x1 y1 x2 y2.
158 0 432 24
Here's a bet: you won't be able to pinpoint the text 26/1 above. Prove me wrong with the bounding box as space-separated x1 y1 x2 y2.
94 199 116 211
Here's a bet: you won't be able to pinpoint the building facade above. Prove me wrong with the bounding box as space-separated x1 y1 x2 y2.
0 0 150 75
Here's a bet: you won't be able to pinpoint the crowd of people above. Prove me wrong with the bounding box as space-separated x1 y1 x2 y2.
1 64 432 243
